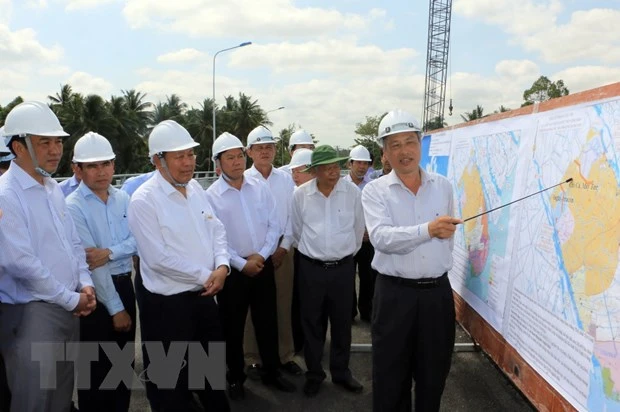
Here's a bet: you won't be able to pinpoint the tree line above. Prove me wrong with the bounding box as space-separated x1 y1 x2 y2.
0 85 297 176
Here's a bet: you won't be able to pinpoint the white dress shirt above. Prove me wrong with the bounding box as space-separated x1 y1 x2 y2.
292 178 364 261
127 171 230 295
244 165 295 250
206 175 280 271
0 162 93 310
362 169 454 279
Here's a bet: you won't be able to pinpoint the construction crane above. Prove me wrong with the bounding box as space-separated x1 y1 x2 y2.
422 0 453 131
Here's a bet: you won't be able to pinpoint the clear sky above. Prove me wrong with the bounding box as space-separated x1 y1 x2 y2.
1 0 619 148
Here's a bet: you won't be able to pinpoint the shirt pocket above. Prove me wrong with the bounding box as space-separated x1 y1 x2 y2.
336 208 353 232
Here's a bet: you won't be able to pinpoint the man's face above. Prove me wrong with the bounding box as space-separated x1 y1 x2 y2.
350 160 370 179
15 135 63 174
247 143 275 168
383 132 421 176
314 162 341 188
291 165 313 186
158 148 196 184
219 148 246 180
80 160 115 193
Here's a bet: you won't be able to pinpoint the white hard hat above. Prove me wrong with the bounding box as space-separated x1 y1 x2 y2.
3 101 69 138
0 127 10 156
247 125 277 148
377 109 421 142
289 129 314 151
212 132 244 161
72 132 116 163
148 120 199 158
349 145 372 162
288 148 313 169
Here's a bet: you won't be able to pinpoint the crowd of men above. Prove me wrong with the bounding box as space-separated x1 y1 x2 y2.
0 101 462 412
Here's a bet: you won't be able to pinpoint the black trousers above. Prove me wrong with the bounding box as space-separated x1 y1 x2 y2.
140 286 230 412
298 254 355 383
291 249 304 353
217 258 280 384
372 273 455 412
78 274 136 412
0 353 9 412
352 241 378 320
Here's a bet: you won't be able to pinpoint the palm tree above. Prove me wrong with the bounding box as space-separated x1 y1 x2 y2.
185 98 216 169
460 105 485 122
122 89 152 138
227 93 270 145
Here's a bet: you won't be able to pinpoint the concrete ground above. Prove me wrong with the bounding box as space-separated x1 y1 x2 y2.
115 320 534 412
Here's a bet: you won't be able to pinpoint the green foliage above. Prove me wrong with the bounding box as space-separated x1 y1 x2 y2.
522 76 569 107
460 105 485 122
353 114 385 168
423 115 447 131
1 85 276 175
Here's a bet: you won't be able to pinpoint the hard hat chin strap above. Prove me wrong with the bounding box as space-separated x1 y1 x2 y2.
25 136 54 178
158 154 188 188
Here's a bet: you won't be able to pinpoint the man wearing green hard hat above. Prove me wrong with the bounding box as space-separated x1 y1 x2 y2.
292 145 365 397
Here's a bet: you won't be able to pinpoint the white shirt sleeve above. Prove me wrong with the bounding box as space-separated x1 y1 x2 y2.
362 182 432 255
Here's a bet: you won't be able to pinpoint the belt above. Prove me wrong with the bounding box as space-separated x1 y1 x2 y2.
112 272 132 279
380 272 447 289
300 253 352 269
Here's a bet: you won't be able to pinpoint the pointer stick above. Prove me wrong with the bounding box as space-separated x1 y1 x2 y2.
462 178 573 223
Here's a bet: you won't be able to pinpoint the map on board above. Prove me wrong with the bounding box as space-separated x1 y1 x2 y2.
504 101 620 411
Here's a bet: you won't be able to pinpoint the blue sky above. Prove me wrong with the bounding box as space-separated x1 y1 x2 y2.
1 0 619 148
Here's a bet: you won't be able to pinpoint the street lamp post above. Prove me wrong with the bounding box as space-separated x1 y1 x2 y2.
212 41 252 145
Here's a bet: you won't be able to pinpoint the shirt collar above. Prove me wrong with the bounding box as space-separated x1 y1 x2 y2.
213 174 252 195
154 170 184 198
8 161 51 191
386 168 435 189
307 177 346 195
247 164 274 181
77 180 116 200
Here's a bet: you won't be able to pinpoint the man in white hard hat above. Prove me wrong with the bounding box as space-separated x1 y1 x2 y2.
286 147 314 354
343 145 377 322
242 125 302 378
278 129 315 172
127 120 230 411
370 147 392 179
207 132 296 400
292 145 365 397
362 109 462 411
66 132 137 412
0 101 96 412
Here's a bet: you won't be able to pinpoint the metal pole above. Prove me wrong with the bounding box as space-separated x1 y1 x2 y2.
212 42 252 165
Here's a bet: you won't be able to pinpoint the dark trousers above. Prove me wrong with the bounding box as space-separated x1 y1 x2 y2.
133 261 160 411
372 273 456 412
291 249 304 353
352 241 378 320
140 287 230 412
0 354 9 412
217 259 280 384
298 254 355 383
78 274 136 412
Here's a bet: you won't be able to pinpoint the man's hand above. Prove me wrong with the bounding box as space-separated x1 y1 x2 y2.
271 247 288 269
202 265 228 296
246 254 265 265
428 216 462 239
85 247 111 270
242 260 264 277
112 310 132 332
74 286 97 317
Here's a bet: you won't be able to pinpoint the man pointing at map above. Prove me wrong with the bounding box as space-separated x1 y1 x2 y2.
361 109 462 411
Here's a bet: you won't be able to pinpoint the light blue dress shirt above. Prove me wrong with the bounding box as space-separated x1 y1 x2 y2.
120 171 156 197
0 162 93 311
59 174 80 198
66 182 137 315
